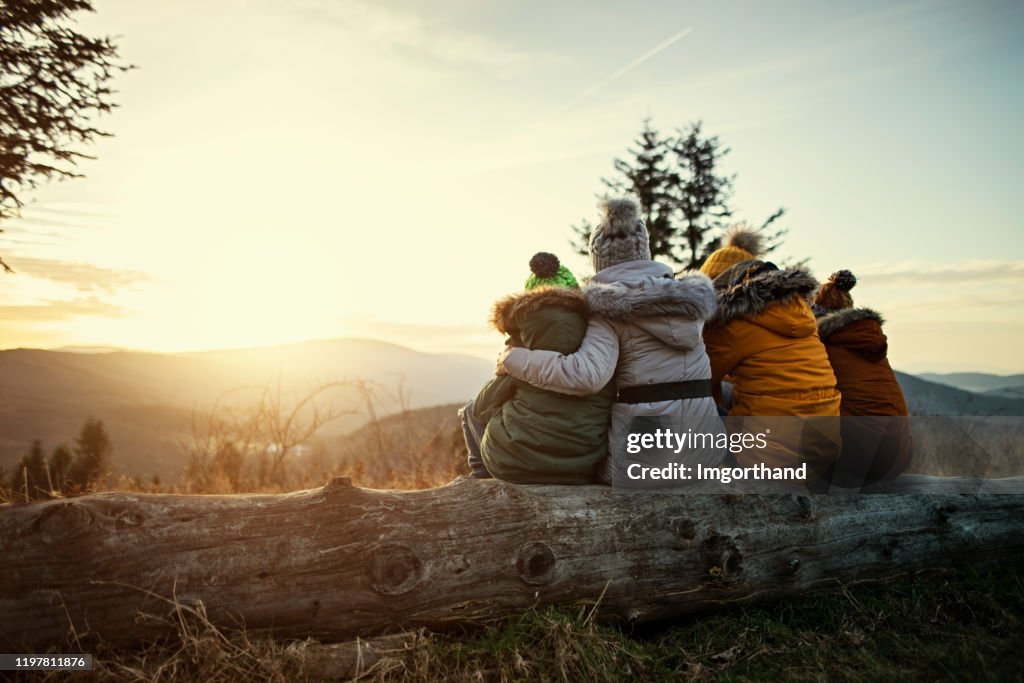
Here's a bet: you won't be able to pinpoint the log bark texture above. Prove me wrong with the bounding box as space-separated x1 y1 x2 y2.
2 476 1023 650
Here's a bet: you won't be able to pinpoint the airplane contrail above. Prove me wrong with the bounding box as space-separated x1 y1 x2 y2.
564 26 694 110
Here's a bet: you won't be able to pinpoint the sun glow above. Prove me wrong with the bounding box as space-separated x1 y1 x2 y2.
1 1 1021 371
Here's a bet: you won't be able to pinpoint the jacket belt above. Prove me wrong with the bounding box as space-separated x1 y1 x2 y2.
616 379 713 404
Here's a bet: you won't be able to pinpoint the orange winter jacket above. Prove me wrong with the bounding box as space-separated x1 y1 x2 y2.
816 308 908 417
816 307 912 485
703 262 841 473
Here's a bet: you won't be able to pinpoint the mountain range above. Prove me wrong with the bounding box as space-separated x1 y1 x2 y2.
918 372 1024 397
1 339 1021 483
895 372 1024 417
0 339 493 482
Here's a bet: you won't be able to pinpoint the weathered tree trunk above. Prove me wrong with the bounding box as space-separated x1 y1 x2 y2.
1 476 1023 650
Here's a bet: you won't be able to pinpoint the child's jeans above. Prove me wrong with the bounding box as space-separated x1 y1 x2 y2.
458 399 492 478
718 380 735 417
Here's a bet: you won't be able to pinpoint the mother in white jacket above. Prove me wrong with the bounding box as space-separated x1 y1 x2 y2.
499 198 726 485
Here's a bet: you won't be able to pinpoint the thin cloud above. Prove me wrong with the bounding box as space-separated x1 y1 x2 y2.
281 0 558 75
564 26 694 110
6 216 91 230
1 226 65 238
0 297 128 322
856 260 1024 286
0 236 58 247
4 202 107 234
22 205 109 219
883 291 1024 315
6 257 151 294
662 1 961 132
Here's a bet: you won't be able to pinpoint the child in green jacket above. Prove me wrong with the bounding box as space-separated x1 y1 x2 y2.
460 253 614 484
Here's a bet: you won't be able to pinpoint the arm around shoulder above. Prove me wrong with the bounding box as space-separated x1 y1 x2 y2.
502 317 618 396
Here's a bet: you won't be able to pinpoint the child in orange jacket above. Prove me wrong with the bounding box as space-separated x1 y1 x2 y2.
700 228 842 480
813 270 912 486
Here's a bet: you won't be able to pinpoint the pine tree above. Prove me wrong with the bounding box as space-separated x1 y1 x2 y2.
670 122 735 269
572 118 677 260
70 418 112 489
11 440 49 501
570 118 789 271
48 444 74 494
0 0 129 273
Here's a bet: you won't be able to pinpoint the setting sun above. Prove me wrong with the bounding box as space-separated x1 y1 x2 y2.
2 2 1023 677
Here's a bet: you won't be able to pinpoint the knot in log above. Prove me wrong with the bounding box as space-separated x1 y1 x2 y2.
934 503 958 525
673 518 698 548
700 534 743 582
792 494 814 519
325 476 353 492
516 542 556 585
366 544 424 595
33 502 95 543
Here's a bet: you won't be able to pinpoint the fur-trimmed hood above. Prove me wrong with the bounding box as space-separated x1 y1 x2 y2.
584 262 717 321
817 307 885 341
490 286 587 334
711 261 819 326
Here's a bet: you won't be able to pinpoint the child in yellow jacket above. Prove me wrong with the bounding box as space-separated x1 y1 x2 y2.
700 228 841 480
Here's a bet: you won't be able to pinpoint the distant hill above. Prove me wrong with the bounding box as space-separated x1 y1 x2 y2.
983 386 1024 400
0 339 492 482
895 372 1024 416
332 403 468 487
918 372 1024 394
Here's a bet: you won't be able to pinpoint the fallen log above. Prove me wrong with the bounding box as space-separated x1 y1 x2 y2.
2 476 1023 650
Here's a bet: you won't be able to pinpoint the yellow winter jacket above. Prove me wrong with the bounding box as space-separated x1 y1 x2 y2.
703 262 841 474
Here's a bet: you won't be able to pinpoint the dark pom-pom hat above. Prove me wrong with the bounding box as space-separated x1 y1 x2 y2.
524 252 579 291
529 252 561 280
814 269 857 312
830 270 857 292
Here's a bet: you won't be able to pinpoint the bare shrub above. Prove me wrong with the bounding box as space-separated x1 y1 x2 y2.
180 382 362 493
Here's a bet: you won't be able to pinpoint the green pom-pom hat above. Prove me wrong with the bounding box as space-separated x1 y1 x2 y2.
524 252 579 291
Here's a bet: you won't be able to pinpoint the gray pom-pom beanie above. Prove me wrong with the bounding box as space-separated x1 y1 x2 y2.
588 198 651 272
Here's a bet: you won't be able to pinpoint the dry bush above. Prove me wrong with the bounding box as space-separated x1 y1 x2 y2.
908 417 1024 478
331 392 468 490
169 379 469 495
179 381 366 494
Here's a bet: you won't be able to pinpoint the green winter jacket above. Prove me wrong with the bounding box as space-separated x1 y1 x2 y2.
474 287 614 484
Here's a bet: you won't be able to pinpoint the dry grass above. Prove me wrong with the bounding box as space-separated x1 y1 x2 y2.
907 416 1024 478
9 561 1023 682
169 399 468 494
0 402 467 504
4 404 1023 681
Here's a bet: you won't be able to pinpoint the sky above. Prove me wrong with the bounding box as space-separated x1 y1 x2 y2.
1 0 1022 373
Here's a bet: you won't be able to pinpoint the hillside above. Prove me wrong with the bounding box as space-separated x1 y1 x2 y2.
895 371 1024 416
0 340 492 482
918 372 1024 394
984 385 1024 399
